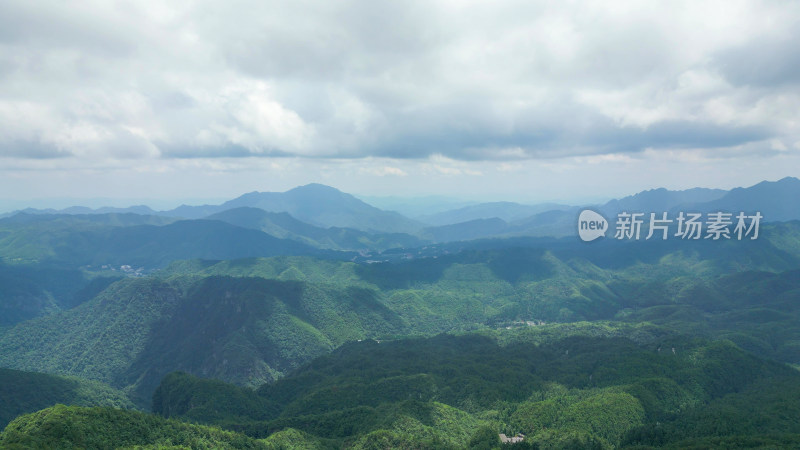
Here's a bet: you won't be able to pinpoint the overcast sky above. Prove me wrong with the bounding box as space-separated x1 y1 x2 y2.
1 0 799 209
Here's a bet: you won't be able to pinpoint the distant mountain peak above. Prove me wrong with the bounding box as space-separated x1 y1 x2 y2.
751 176 800 188
284 183 352 200
695 176 800 222
186 184 423 233
290 183 342 192
226 184 345 200
602 186 727 214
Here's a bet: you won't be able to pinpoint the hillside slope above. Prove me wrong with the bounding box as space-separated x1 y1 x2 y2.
152 333 800 448
0 368 134 429
0 274 406 407
0 215 333 268
0 405 269 449
207 207 426 251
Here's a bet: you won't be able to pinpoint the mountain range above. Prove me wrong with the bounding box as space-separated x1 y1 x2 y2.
417 201 573 226
2 233 800 446
2 177 800 447
206 207 426 251
3 223 800 403
4 178 798 241
165 183 422 233
2 184 421 234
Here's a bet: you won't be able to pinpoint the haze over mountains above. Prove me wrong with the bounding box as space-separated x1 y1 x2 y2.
3 184 422 234
418 201 573 226
4 177 799 238
0 178 796 290
166 183 423 233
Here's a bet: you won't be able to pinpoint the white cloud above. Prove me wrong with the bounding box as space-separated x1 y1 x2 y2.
359 165 408 176
0 0 798 200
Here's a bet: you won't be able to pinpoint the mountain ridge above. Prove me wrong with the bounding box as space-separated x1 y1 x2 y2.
4 177 799 240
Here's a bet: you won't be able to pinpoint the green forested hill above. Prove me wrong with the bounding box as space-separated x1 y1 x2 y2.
0 277 182 404
2 221 800 447
0 405 270 449
207 207 427 251
149 333 800 448
1 212 796 330
0 274 407 408
0 214 336 268
161 245 800 364
0 263 121 326
3 231 800 411
5 333 799 448
0 368 134 429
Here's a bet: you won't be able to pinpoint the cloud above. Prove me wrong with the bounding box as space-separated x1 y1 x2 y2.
359 165 408 176
0 140 70 159
0 0 799 165
422 155 484 176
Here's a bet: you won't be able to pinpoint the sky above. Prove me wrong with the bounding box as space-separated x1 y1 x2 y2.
1 0 799 210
